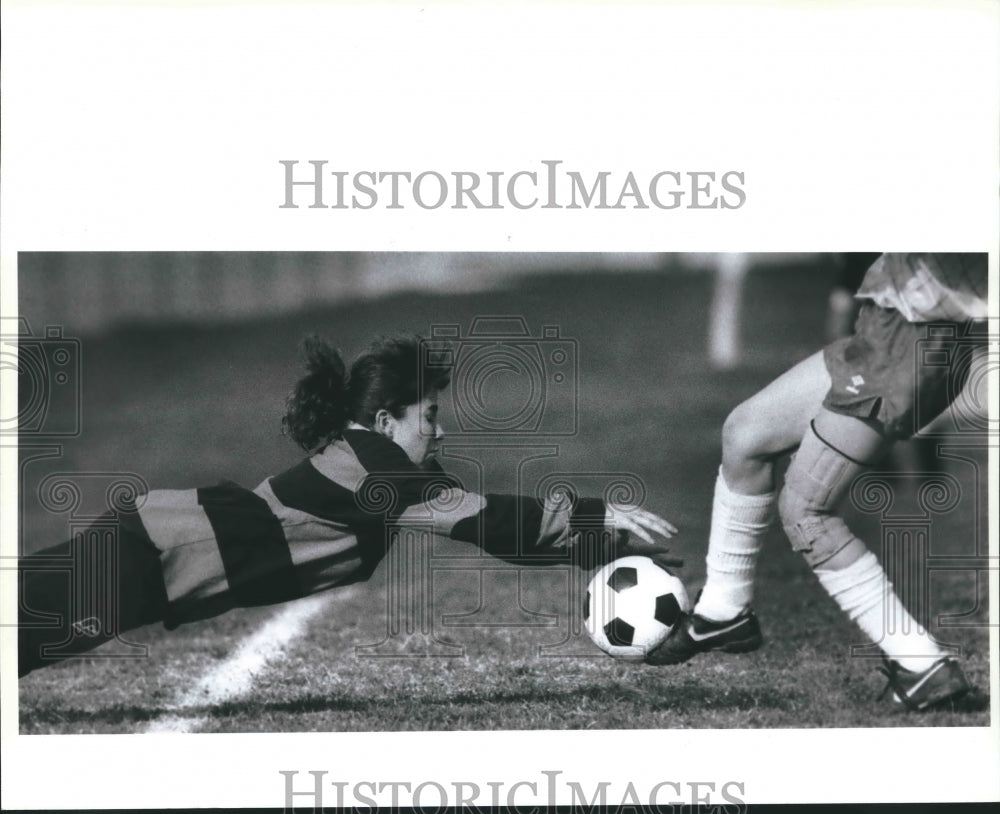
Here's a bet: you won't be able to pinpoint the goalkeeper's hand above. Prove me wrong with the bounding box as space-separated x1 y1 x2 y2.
604 504 684 570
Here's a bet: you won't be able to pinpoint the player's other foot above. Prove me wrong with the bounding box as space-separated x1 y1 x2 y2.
645 609 762 665
878 656 972 711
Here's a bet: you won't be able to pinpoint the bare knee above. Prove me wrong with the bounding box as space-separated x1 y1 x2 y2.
722 402 758 460
721 402 776 492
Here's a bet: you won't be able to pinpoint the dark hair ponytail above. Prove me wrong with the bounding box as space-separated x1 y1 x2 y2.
283 333 452 453
282 335 349 451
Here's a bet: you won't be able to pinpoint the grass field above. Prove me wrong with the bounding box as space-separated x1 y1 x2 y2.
17 260 991 733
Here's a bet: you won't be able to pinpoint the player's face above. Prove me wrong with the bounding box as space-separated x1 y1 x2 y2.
388 392 444 466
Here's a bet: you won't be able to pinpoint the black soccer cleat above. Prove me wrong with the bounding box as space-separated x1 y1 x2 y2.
645 608 763 665
877 656 972 712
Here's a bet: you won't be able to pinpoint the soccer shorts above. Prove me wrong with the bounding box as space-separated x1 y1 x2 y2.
822 301 981 441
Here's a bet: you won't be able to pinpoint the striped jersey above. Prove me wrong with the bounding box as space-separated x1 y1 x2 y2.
136 429 607 625
856 253 988 322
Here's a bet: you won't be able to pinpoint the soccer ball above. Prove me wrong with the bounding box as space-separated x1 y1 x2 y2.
584 556 690 660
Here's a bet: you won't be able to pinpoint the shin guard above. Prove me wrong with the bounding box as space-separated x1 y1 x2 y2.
778 423 868 568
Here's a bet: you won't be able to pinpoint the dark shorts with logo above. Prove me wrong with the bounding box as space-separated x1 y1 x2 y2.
822 302 980 440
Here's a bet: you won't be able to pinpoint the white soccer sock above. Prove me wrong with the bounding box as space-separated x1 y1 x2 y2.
816 551 945 672
694 469 775 622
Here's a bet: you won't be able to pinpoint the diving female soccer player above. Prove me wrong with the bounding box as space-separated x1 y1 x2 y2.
19 334 680 675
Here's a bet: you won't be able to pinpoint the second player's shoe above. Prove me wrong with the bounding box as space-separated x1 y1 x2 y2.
645 608 763 665
878 656 972 711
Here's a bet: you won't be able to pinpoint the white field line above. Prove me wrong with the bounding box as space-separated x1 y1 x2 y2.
145 589 350 734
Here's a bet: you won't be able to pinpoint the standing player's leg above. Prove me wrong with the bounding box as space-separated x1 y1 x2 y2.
692 350 833 628
646 351 834 665
649 346 938 666
653 374 972 706
778 407 970 709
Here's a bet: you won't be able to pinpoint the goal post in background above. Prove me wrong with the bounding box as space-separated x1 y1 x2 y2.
707 252 751 371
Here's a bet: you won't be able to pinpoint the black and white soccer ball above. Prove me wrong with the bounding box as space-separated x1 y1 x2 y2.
584 556 690 660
